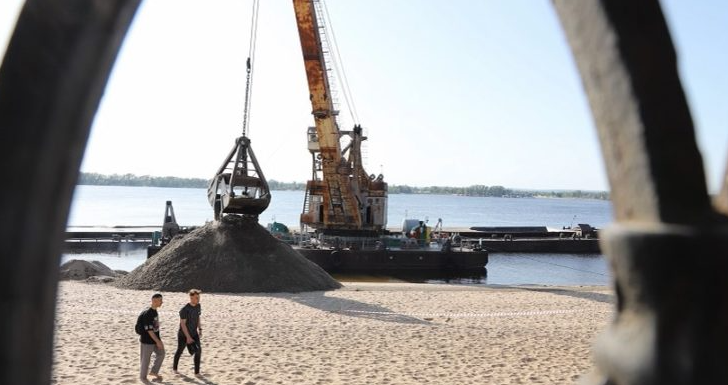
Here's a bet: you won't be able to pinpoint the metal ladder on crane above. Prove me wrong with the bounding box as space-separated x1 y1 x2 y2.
313 0 350 225
312 0 340 114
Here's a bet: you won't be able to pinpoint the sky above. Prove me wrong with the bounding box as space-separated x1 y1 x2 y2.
1 1 727 192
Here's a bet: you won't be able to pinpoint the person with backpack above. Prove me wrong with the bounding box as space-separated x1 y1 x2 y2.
137 293 165 382
173 288 203 377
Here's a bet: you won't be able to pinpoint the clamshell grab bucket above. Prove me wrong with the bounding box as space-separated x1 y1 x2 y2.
207 136 271 219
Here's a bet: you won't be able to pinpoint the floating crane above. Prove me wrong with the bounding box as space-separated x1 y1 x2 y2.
293 0 388 236
207 2 270 220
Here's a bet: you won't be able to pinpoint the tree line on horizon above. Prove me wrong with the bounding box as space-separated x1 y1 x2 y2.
77 172 610 200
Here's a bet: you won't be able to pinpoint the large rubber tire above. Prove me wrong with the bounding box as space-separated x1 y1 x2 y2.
330 251 343 269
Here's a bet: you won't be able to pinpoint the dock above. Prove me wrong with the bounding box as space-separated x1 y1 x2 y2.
65 226 156 253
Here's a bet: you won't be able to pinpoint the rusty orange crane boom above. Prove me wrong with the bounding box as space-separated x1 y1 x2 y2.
292 0 387 235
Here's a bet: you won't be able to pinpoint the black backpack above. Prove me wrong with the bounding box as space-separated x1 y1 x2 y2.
135 310 146 335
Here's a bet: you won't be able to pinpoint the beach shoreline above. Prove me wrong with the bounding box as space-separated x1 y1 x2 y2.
53 281 612 384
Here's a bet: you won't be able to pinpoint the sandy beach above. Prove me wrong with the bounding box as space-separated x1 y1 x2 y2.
52 281 612 384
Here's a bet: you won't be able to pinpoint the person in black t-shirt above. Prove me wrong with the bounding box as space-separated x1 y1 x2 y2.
139 293 165 382
173 288 203 377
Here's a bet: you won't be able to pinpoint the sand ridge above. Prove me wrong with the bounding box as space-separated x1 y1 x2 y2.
52 281 612 384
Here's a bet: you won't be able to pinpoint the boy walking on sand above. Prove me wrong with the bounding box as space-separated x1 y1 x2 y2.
140 293 165 382
173 288 203 377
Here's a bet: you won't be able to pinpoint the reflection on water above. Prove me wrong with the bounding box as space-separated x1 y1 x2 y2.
61 251 611 286
487 253 609 286
331 270 489 284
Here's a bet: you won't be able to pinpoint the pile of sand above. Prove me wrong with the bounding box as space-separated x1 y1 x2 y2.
115 215 341 293
60 260 118 281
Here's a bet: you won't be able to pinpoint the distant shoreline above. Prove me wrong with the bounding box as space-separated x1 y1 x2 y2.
77 172 610 200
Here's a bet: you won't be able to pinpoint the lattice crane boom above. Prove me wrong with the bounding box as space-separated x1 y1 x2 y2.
292 0 387 235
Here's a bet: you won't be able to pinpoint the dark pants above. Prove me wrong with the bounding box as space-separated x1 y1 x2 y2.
173 332 201 374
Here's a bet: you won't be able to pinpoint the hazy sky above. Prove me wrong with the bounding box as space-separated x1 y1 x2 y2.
1 1 726 191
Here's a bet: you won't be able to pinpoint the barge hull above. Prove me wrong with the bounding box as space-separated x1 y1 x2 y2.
295 248 489 272
474 239 600 253
65 240 150 253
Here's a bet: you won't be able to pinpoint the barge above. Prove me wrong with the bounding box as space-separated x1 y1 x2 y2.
461 237 599 253
295 247 488 272
445 224 601 253
63 221 598 274
64 224 600 256
63 226 488 273
290 231 489 272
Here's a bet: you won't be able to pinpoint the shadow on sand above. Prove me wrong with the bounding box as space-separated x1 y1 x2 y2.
169 373 217 385
519 286 614 304
284 290 430 325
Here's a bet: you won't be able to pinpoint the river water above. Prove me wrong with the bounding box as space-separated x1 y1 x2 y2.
63 185 614 286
